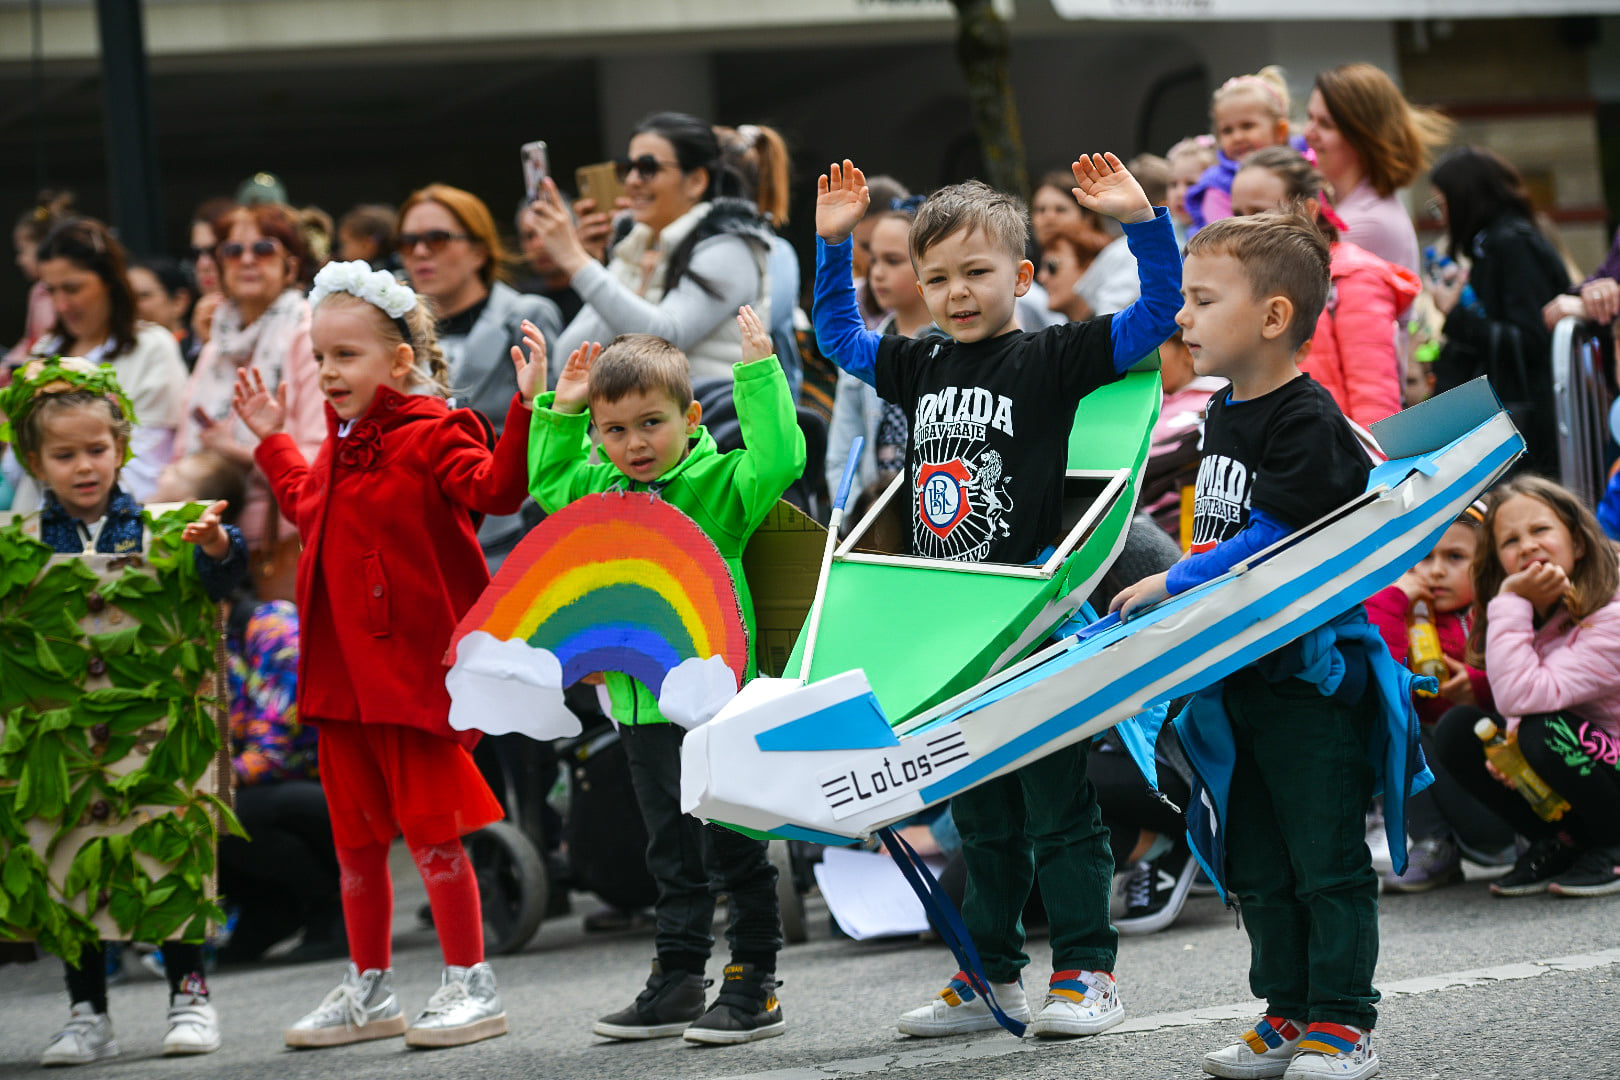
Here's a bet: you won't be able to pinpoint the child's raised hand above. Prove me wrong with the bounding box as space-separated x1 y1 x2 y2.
737 305 774 364
510 319 548 407
1110 570 1170 621
1072 153 1155 225
552 341 602 415
1501 560 1569 614
232 368 286 440
816 160 871 245
181 500 231 560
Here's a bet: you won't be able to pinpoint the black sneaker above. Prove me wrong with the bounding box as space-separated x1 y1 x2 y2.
1547 847 1620 897
683 963 784 1045
1490 837 1579 897
1115 841 1197 935
592 961 708 1039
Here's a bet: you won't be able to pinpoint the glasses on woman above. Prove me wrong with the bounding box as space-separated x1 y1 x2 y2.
218 238 282 262
398 230 471 254
615 155 682 181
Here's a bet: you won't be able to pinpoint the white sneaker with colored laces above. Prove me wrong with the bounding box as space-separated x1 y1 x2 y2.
163 992 221 1055
1029 970 1124 1038
896 972 1030 1037
1284 1023 1379 1079
40 1002 119 1067
1204 1015 1303 1078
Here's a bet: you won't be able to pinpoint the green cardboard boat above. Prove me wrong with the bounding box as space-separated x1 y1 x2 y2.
785 361 1163 724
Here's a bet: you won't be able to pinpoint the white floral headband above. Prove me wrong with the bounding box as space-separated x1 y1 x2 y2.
309 260 417 341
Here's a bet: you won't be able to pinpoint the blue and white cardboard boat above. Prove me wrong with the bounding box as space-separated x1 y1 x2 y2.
680 379 1523 843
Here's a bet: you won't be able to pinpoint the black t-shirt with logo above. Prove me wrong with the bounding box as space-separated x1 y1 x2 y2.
1190 374 1369 553
875 316 1121 564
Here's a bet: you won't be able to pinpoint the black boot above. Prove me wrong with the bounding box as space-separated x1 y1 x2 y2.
592 960 708 1040
683 962 784 1045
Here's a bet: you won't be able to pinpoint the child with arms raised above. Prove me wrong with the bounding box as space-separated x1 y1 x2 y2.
813 154 1180 1037
525 306 805 1044
1112 213 1386 1079
232 261 541 1050
5 357 246 1065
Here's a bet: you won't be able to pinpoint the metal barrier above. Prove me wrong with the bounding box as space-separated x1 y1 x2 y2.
1551 315 1614 508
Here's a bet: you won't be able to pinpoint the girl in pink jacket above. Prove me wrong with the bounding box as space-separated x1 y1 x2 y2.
1433 476 1620 899
1230 147 1420 430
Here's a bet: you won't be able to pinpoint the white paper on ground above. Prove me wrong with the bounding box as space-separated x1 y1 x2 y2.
812 845 947 941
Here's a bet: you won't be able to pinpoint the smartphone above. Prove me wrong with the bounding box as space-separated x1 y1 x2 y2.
521 140 550 205
576 160 626 210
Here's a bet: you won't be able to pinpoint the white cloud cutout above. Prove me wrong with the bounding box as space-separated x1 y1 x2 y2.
446 631 582 740
658 655 742 731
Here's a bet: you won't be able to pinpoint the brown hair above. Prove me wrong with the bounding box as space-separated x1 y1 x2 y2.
397 184 507 287
1237 146 1339 242
1127 153 1172 208
311 291 450 398
212 203 313 289
14 190 76 244
909 180 1029 265
168 450 249 525
718 123 792 226
1314 63 1455 198
588 334 693 411
14 390 131 472
35 218 138 357
1466 476 1620 664
1185 210 1331 350
339 204 398 257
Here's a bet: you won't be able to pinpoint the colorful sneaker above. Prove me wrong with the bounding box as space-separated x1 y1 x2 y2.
1203 1015 1302 1079
1382 838 1463 893
1490 837 1579 897
897 972 1030 1037
683 962 785 1044
593 960 708 1039
1029 969 1123 1038
1117 841 1198 934
1285 1022 1379 1079
1547 846 1620 897
162 977 221 1055
284 963 407 1047
404 962 508 1048
40 1003 119 1067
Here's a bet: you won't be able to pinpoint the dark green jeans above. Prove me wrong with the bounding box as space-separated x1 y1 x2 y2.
1223 667 1381 1029
952 740 1117 983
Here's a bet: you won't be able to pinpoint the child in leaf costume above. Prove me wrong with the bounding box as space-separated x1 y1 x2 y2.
0 356 247 1065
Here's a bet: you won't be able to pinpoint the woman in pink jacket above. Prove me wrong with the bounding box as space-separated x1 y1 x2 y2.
1231 147 1418 430
1433 477 1620 899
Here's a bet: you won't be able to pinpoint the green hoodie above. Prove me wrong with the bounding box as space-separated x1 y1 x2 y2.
527 355 807 725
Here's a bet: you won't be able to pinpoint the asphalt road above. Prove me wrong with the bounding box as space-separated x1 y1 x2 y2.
1 851 1616 1080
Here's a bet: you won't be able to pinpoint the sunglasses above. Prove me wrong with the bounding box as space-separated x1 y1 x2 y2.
189 245 216 261
615 155 682 181
218 238 282 262
399 230 471 254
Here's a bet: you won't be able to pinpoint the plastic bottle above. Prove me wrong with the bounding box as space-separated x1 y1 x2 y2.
1474 719 1571 821
1407 598 1447 694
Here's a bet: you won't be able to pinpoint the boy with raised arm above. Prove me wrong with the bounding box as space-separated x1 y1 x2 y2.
812 156 1181 1037
1112 212 1382 1080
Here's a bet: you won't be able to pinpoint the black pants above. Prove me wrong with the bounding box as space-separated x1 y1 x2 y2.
217 779 341 959
1404 727 1517 854
65 942 205 1014
1090 737 1191 866
1433 706 1620 848
619 722 781 973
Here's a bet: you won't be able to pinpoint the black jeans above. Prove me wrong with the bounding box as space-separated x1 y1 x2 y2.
1091 735 1192 866
619 722 781 973
1404 727 1517 855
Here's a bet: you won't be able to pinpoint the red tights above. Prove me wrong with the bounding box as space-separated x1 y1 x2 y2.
336 837 485 971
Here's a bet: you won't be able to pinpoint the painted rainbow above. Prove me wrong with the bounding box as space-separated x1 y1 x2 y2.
450 491 749 695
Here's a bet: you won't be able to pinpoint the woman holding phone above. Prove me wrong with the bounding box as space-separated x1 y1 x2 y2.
528 111 775 385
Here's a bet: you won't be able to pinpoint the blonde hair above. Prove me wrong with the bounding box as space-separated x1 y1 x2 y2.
1314 63 1454 198
1213 66 1291 123
313 291 450 398
1167 136 1218 172
1185 210 1331 351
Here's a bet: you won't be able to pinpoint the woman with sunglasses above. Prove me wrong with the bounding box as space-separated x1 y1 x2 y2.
396 183 560 567
529 111 776 386
178 203 326 552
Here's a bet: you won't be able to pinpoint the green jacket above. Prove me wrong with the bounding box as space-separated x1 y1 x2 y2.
527 355 807 725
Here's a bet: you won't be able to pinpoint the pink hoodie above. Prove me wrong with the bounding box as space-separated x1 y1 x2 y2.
1485 588 1620 736
1300 241 1422 431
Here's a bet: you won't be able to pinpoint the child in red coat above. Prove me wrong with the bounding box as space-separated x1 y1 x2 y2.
232 261 541 1049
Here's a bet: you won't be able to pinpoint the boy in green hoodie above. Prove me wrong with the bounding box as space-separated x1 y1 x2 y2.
525 305 806 1045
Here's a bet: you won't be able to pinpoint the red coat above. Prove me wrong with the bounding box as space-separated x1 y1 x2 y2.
255 387 531 748
1300 241 1422 431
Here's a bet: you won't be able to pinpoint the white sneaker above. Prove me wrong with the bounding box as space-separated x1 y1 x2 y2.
1285 1023 1379 1079
284 963 407 1048
40 1002 119 1067
1204 1015 1303 1078
1029 969 1124 1038
897 972 1030 1037
404 962 508 1048
162 991 221 1055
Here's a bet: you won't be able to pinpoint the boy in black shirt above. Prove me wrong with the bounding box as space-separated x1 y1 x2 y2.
813 155 1180 1038
1113 212 1380 1080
